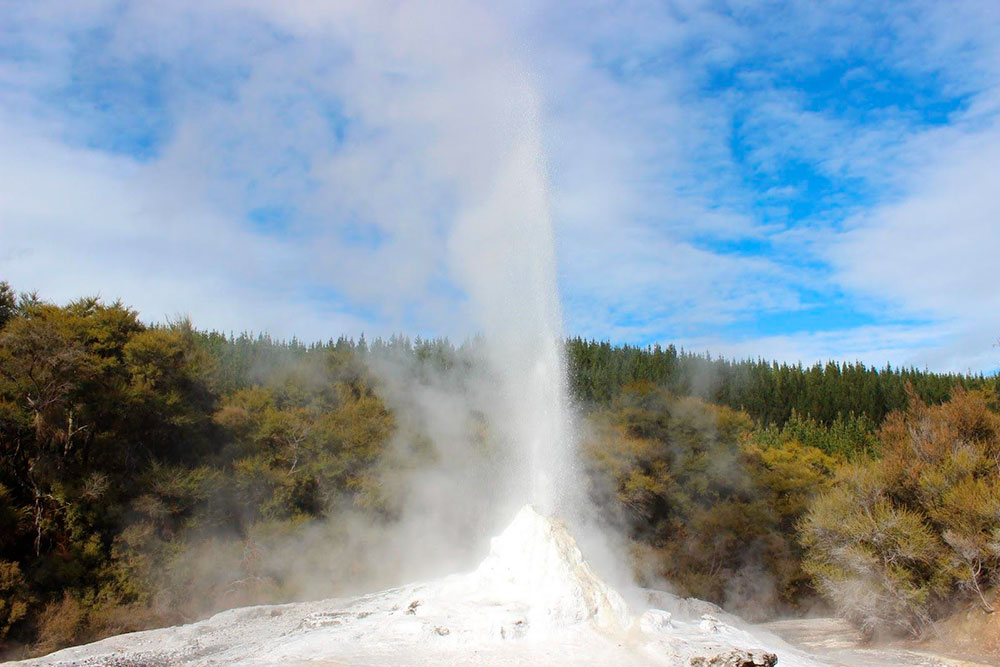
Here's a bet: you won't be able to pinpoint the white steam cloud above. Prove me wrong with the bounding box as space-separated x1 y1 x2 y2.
259 1 583 516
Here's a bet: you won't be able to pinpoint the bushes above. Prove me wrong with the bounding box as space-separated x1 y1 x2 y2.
754 411 878 459
25 594 171 658
31 594 85 658
584 384 838 619
800 389 1000 637
800 482 948 637
0 560 30 642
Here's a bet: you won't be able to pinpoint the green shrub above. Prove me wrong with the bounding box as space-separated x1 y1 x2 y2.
800 389 1000 636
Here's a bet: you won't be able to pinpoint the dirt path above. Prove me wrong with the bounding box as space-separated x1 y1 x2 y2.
761 618 996 667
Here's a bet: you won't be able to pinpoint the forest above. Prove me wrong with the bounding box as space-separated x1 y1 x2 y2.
1 282 998 658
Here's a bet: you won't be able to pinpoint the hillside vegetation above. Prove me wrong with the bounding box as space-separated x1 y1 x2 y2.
0 283 996 657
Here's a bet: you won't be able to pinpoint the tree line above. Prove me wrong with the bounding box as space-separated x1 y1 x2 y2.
567 337 984 426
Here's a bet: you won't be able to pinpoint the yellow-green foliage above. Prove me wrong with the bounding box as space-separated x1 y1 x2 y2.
0 292 402 656
216 368 395 519
105 359 398 630
584 382 837 619
0 560 30 641
800 389 1000 637
31 594 85 658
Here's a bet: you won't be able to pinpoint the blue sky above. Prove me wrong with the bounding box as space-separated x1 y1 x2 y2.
1 1 999 372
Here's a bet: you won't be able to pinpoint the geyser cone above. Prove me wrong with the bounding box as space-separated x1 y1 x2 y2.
471 505 631 632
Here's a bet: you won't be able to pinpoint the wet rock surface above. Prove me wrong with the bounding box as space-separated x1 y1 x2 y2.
689 648 778 667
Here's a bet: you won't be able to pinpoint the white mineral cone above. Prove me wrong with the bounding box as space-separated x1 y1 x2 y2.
471 504 632 632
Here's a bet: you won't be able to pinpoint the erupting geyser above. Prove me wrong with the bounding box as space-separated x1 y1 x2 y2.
447 85 580 519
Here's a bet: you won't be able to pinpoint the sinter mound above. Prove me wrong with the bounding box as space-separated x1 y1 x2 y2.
11 506 809 666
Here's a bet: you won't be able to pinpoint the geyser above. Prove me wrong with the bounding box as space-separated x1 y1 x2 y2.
450 131 578 517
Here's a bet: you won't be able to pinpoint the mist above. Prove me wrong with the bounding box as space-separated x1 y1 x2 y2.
307 0 590 556
222 1 591 592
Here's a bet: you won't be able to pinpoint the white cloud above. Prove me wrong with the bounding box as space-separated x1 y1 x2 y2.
2 0 1000 372
817 0 1000 372
680 322 964 370
828 122 1000 371
0 117 369 338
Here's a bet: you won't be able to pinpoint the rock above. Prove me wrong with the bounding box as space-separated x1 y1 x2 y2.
639 609 673 633
699 614 721 633
499 618 528 639
689 648 778 667
300 611 350 629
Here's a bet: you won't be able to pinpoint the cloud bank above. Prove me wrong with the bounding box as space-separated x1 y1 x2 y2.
2 0 999 372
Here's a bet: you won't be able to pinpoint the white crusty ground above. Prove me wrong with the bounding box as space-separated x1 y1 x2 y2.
8 506 830 667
